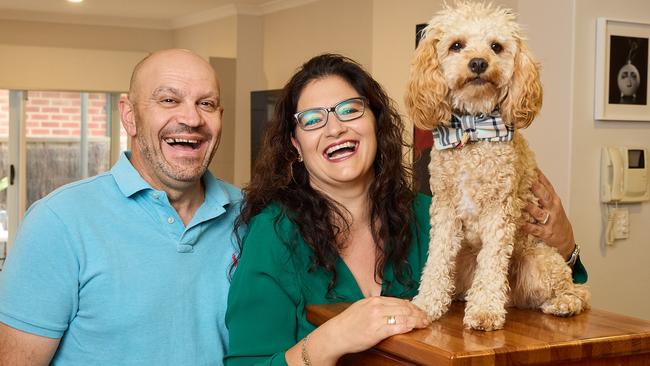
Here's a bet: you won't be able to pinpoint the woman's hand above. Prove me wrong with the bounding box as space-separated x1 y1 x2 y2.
328 296 430 354
290 296 430 365
522 169 575 259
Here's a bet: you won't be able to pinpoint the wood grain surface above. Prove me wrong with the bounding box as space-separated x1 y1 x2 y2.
307 302 650 366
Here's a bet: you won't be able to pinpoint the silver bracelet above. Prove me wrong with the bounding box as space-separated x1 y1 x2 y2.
566 243 580 268
301 335 311 366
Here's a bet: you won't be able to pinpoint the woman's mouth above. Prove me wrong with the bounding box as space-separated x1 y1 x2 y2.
323 141 359 161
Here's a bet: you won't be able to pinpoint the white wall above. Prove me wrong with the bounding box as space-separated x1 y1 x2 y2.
570 0 650 320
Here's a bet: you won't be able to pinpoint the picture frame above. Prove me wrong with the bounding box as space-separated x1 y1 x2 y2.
595 18 650 121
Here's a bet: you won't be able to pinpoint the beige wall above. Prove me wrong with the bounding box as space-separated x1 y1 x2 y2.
0 19 172 52
173 16 238 60
570 0 650 320
233 15 266 186
0 44 145 92
209 57 237 183
263 0 374 89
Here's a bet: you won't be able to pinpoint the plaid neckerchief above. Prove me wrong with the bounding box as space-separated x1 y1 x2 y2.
432 109 514 150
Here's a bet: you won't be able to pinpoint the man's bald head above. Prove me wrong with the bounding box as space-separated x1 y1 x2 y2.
128 49 220 102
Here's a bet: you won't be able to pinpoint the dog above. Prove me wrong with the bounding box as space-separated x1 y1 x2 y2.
405 1 589 331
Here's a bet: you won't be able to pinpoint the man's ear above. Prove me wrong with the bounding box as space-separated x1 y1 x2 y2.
119 95 137 137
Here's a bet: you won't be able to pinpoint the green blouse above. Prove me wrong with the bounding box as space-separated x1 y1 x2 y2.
225 194 587 366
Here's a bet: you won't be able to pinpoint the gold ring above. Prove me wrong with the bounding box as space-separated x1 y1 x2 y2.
387 315 397 325
541 211 550 225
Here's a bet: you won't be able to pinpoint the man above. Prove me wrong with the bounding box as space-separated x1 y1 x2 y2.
0 49 241 365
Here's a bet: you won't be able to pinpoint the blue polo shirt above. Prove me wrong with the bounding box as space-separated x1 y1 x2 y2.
0 152 242 365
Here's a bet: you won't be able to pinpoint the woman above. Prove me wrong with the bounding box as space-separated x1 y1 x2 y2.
226 54 585 366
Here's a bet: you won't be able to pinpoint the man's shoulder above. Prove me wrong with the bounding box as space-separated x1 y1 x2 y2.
29 172 117 213
40 171 115 204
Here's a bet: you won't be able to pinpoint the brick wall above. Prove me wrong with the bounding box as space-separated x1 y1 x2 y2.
0 91 110 138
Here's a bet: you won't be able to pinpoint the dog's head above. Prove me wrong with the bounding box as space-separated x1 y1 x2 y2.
405 1 542 130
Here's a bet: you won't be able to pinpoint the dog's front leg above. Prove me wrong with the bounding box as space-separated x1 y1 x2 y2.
463 206 516 331
412 198 463 320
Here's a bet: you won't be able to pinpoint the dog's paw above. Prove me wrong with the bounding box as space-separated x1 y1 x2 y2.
412 295 448 320
540 293 588 317
463 308 506 331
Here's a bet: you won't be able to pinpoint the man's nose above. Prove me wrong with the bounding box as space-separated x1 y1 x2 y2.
178 102 203 126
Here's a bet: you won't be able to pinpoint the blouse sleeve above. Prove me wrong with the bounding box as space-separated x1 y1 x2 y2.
571 256 588 284
225 208 300 366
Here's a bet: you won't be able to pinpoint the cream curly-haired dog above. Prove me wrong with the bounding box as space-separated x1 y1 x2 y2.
405 1 589 331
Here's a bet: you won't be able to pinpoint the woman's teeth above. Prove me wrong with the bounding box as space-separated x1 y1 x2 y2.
325 141 357 159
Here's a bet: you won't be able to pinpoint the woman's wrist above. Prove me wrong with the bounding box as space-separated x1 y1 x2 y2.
301 320 345 365
565 243 580 268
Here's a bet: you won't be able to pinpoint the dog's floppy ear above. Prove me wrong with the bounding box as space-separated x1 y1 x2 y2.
500 41 542 129
405 35 451 130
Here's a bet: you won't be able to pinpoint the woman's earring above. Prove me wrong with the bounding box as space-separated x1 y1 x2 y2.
297 152 303 162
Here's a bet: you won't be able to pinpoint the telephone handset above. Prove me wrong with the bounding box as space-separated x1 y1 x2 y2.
600 147 649 203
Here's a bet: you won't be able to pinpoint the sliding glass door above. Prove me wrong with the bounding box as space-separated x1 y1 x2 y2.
0 90 125 268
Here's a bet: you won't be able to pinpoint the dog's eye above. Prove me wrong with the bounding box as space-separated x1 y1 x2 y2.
450 41 464 52
491 42 503 54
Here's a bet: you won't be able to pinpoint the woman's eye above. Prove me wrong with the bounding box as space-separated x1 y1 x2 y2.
450 41 464 52
338 107 358 115
304 117 322 126
491 42 503 54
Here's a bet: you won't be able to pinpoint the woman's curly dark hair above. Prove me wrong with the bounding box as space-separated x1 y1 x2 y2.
235 54 416 296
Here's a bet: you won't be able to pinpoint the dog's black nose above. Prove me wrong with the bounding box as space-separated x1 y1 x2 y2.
469 58 488 74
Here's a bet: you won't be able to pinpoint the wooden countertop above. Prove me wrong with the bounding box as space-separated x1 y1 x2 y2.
306 302 650 365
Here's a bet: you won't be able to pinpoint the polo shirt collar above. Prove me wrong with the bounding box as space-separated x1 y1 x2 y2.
202 169 234 216
111 152 152 198
111 151 237 211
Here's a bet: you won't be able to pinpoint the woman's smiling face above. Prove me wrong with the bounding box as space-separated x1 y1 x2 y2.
291 75 377 193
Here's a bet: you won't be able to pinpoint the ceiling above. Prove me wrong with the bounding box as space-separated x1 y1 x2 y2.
0 0 312 28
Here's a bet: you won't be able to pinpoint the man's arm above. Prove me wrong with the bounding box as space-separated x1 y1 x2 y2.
0 322 60 366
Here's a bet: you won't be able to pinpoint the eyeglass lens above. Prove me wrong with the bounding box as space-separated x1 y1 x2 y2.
297 98 365 130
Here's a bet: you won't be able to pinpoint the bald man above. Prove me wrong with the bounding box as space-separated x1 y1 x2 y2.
0 49 242 365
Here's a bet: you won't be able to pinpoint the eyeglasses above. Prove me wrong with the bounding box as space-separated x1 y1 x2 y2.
294 97 367 131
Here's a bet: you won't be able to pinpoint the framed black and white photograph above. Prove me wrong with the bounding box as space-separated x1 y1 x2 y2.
595 18 650 121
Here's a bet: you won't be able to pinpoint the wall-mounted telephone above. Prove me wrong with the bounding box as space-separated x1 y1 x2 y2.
600 146 649 203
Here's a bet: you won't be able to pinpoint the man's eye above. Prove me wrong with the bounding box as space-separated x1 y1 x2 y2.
200 101 217 110
161 98 177 104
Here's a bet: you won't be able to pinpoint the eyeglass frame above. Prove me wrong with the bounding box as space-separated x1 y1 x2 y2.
293 97 368 131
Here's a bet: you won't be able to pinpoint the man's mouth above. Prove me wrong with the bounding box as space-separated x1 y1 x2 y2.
323 141 359 161
163 137 203 150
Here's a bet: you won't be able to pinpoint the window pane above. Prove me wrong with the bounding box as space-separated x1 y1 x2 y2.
25 91 111 208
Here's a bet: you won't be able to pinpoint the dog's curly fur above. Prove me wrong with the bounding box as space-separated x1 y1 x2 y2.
405 1 589 331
